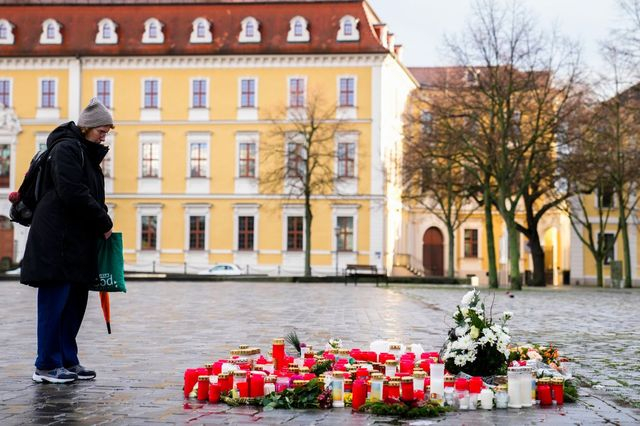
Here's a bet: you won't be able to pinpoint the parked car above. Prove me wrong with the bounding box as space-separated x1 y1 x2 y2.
197 263 244 275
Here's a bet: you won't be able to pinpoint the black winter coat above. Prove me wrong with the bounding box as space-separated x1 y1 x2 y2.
20 122 113 287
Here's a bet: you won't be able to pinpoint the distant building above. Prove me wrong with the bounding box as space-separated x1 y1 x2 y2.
0 0 416 274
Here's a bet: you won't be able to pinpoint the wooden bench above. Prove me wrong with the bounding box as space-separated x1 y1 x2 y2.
344 264 388 287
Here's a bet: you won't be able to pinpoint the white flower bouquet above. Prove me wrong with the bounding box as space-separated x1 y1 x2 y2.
440 290 512 377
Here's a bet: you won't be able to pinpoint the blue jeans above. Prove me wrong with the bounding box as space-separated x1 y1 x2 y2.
35 283 88 370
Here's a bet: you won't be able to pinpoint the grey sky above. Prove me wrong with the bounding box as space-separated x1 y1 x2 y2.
368 0 624 73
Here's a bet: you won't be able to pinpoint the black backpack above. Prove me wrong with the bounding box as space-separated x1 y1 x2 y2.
8 149 51 226
8 140 83 227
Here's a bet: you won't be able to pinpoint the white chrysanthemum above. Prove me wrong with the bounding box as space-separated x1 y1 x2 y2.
455 325 469 337
461 290 476 307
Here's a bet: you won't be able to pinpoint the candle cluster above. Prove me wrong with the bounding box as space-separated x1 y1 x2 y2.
183 338 566 413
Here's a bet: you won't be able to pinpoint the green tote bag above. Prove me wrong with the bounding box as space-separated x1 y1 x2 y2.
89 232 127 292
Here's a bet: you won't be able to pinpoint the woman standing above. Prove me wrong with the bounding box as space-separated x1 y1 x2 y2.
21 98 114 383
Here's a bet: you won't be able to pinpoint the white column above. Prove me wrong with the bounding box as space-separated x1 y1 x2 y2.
68 58 82 121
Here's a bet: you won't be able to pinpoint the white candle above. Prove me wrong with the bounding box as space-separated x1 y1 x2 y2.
480 388 494 409
508 367 522 408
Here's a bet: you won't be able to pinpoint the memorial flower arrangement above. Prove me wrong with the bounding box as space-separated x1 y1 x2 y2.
440 290 512 377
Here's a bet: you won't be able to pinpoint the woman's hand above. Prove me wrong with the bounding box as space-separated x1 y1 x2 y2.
104 229 112 240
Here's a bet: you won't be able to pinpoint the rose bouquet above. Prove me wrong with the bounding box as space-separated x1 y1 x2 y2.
440 290 511 377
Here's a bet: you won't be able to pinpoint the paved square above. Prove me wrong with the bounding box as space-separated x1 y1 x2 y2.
1 280 639 424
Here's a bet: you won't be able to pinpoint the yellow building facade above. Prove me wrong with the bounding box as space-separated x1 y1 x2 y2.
0 1 416 275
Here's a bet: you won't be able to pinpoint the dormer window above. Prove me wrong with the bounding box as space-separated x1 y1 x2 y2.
96 18 118 44
287 16 310 43
0 19 15 44
239 17 261 43
142 18 164 44
40 19 62 44
465 69 479 85
190 17 212 43
337 15 359 41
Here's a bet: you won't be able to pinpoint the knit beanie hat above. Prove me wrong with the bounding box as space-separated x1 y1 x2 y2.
77 97 114 128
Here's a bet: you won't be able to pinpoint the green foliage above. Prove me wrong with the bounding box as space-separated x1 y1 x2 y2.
310 359 333 376
285 330 302 355
564 380 579 403
359 400 449 418
261 379 324 410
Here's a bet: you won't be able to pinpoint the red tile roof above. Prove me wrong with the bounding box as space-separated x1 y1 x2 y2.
0 1 392 57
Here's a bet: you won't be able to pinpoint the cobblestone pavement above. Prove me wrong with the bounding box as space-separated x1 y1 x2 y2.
1 280 639 425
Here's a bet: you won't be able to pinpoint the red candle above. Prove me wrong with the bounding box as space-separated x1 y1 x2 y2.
400 360 414 374
237 381 249 398
352 379 367 411
184 369 199 398
250 374 265 397
273 338 285 369
197 376 209 401
551 378 564 405
537 379 553 406
401 377 414 401
208 383 221 403
212 361 224 375
387 382 400 399
414 390 425 400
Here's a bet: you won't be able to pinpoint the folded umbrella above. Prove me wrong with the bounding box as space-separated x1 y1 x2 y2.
99 291 111 334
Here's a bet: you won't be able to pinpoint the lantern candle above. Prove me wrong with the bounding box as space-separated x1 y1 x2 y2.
272 338 285 369
468 376 483 410
495 385 509 408
237 381 249 398
429 363 445 405
384 360 398 378
519 367 532 407
208 383 221 403
537 378 553 406
401 376 414 401
370 373 384 402
454 378 469 410
479 388 494 410
263 375 276 395
197 375 209 401
332 371 345 408
551 378 564 405
352 379 367 411
250 373 264 397
507 367 522 408
184 369 199 398
387 379 401 399
413 370 426 393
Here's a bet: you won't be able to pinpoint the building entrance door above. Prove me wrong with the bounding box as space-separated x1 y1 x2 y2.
422 227 444 276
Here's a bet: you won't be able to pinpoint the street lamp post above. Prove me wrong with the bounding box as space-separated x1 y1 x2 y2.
335 227 341 277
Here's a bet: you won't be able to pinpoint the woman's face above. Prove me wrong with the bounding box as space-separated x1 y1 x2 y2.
85 126 112 144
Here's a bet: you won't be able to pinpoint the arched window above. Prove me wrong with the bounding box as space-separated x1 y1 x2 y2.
287 16 310 43
96 18 118 44
142 18 164 44
239 17 261 43
40 19 62 44
337 15 359 41
0 19 15 44
190 18 212 43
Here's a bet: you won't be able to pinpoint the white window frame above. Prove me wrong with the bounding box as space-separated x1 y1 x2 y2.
190 17 212 43
37 77 59 119
287 16 310 43
334 132 358 195
140 78 161 121
186 132 211 194
142 18 164 44
336 75 357 119
239 17 261 43
0 19 15 45
233 204 260 253
281 204 306 253
138 132 162 194
94 78 114 110
96 18 118 44
337 15 359 42
0 78 13 108
332 204 360 269
235 132 259 194
184 204 211 252
136 204 163 254
237 77 258 120
101 133 115 193
40 19 62 44
189 77 210 121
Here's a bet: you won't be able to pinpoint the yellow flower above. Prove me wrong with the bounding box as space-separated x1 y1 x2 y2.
470 326 480 339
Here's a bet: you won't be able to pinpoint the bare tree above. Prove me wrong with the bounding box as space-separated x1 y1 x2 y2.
442 0 582 289
615 0 640 67
402 89 477 278
261 94 345 277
